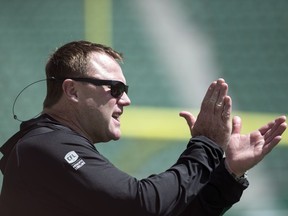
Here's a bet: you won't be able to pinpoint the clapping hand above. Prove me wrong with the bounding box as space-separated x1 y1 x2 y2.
183 78 232 150
224 115 287 176
179 79 287 176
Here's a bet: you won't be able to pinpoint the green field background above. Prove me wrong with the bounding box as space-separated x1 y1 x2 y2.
0 0 287 215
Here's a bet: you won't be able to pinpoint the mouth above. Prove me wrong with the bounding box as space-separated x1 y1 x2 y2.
112 112 121 122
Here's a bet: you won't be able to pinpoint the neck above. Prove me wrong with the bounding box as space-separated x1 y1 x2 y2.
42 107 93 143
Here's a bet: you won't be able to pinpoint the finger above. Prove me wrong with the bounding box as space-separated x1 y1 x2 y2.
262 135 282 155
179 111 196 130
201 80 217 110
264 122 287 145
211 79 225 105
231 116 242 134
221 96 232 122
259 116 286 135
259 116 287 144
215 81 228 115
201 78 225 110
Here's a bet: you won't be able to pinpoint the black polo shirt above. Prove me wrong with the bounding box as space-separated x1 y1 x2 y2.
0 114 247 216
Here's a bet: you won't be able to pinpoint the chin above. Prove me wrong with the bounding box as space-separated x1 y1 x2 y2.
111 130 121 141
112 133 121 141
112 136 121 141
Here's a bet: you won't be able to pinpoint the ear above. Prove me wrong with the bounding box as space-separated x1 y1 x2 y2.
62 79 79 102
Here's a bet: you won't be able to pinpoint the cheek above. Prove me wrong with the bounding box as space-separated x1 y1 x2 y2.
80 93 116 126
87 99 115 127
77 97 104 126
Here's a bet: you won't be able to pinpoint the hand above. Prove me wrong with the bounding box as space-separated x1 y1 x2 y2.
180 78 232 150
225 115 287 176
179 111 196 135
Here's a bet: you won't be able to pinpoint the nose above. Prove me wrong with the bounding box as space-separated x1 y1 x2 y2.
118 92 131 106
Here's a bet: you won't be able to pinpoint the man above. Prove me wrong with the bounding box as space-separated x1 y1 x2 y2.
0 40 286 216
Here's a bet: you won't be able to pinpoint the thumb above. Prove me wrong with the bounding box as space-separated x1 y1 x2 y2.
232 116 242 135
179 111 196 130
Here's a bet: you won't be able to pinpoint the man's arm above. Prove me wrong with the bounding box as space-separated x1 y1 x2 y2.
179 108 287 215
179 159 248 216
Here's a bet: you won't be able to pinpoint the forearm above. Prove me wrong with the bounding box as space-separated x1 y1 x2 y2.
179 159 249 216
135 136 224 215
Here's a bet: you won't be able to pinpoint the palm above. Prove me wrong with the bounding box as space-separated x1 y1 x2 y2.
225 131 266 175
225 116 286 176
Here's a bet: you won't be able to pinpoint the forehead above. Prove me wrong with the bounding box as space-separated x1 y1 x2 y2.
88 52 126 82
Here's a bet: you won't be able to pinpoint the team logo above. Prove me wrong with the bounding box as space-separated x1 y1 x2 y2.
64 151 85 170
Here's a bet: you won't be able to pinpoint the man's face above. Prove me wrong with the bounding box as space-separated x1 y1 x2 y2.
75 52 131 143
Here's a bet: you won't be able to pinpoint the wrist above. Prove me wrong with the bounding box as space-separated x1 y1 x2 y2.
224 160 248 183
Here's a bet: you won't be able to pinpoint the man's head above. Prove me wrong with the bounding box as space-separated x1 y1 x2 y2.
43 41 131 143
44 40 123 107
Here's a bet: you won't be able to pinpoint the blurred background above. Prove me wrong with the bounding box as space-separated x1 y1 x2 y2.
0 0 287 215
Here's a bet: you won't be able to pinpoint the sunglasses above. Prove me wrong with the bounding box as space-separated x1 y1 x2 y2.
53 77 129 98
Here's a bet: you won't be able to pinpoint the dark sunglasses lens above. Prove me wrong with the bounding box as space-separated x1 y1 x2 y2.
111 83 126 98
